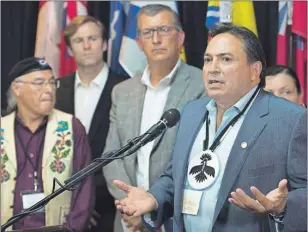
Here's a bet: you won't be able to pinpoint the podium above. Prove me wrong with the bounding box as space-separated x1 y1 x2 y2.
7 225 72 232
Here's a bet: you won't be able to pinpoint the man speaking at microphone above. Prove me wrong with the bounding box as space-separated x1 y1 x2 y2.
113 23 307 232
103 4 205 232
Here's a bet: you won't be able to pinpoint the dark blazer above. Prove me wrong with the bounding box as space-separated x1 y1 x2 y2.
56 71 127 159
55 70 127 232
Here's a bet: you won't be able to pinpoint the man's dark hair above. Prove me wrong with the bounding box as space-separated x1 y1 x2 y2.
209 23 267 87
265 65 302 94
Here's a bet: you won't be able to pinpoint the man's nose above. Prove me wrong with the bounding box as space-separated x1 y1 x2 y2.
152 30 162 44
44 82 53 93
83 39 91 49
208 59 220 71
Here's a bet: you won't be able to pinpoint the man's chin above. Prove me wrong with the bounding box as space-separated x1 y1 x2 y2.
207 90 225 100
150 56 171 63
39 104 54 115
80 59 101 67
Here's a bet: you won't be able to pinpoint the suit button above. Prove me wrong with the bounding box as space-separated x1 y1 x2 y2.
241 142 248 148
10 205 13 208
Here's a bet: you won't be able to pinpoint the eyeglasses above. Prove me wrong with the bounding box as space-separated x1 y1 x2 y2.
15 79 60 89
138 25 179 39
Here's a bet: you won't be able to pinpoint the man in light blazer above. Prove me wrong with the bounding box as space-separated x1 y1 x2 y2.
103 4 205 232
113 24 307 232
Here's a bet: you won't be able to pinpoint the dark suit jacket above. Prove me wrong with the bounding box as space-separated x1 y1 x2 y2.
56 71 127 159
55 70 127 230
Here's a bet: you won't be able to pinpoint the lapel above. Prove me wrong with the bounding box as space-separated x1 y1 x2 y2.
212 90 269 223
124 78 147 175
175 99 210 224
130 78 146 141
151 62 192 151
58 74 75 115
42 110 62 169
88 73 115 142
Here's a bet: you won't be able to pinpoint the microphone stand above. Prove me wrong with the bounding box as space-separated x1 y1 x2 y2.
1 137 141 232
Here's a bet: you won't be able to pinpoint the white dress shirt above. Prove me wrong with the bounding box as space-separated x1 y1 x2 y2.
74 63 109 133
136 59 181 191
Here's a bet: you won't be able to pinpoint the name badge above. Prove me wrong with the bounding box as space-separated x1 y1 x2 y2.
182 189 203 215
22 192 45 211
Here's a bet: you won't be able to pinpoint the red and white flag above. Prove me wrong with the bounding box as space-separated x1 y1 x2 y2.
276 1 291 65
292 1 307 104
35 1 87 78
34 1 62 77
59 1 87 77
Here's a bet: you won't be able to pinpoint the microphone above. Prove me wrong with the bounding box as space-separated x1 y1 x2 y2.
1 109 180 232
127 108 180 154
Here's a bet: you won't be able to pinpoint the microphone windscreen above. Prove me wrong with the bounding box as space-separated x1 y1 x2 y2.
161 109 180 128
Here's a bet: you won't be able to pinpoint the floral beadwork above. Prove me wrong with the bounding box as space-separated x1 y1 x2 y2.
50 121 72 173
0 128 10 183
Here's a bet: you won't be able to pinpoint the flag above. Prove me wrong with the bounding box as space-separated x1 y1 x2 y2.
205 1 220 31
232 2 258 36
108 1 130 77
118 1 147 77
276 1 288 65
119 1 183 77
295 36 307 104
34 1 62 77
35 1 87 77
205 1 258 36
58 1 87 77
292 1 307 104
108 1 185 78
292 1 307 38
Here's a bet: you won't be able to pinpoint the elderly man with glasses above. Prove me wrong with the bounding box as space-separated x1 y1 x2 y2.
103 4 206 232
1 57 93 232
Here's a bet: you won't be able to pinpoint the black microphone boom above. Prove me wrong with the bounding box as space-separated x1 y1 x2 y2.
127 108 180 154
0 108 180 232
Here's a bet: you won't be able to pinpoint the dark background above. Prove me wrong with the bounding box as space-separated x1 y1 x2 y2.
1 1 278 110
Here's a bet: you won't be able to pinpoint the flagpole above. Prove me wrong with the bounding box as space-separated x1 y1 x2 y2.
287 26 293 67
287 1 293 68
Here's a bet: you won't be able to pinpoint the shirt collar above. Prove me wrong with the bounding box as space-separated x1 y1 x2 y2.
15 113 48 133
206 85 259 115
75 62 109 88
141 59 181 91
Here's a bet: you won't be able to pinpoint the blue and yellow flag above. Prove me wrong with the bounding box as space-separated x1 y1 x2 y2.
205 1 258 37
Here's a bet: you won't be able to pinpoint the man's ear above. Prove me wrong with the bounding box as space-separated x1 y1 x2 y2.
251 61 262 82
178 31 185 48
102 40 107 53
136 36 144 51
299 91 304 105
67 46 73 57
11 81 21 97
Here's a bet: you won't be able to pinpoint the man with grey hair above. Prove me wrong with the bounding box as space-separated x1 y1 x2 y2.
1 57 93 232
103 4 205 232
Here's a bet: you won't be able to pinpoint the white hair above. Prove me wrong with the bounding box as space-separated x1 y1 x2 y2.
6 77 22 113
